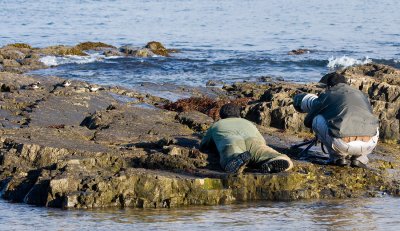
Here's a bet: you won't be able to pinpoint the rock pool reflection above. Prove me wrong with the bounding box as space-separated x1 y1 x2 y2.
1 197 399 230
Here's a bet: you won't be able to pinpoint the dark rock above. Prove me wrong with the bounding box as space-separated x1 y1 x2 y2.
119 45 139 55
288 49 311 55
176 111 214 132
103 49 124 57
0 83 17 92
258 76 273 82
119 46 155 57
23 177 50 205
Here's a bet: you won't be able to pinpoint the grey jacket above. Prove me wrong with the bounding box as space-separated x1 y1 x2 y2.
304 83 379 137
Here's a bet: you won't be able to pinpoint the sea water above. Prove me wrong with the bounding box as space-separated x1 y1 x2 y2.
1 0 400 229
1 197 400 230
1 0 399 88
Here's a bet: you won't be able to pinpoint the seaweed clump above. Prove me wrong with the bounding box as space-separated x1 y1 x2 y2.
163 97 250 120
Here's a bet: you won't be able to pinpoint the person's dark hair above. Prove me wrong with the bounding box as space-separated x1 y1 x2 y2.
323 73 347 87
219 103 241 119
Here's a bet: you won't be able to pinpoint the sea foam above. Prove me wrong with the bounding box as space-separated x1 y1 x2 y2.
327 56 371 69
39 53 112 66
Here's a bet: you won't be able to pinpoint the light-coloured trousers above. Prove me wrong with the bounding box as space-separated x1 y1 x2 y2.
301 94 379 164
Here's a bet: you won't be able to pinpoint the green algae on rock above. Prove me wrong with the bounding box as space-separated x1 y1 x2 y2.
6 43 32 49
75 42 116 51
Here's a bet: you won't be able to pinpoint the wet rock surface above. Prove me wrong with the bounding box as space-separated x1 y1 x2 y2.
0 59 400 209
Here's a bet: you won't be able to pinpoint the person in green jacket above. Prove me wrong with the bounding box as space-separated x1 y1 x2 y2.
200 103 293 173
293 73 379 167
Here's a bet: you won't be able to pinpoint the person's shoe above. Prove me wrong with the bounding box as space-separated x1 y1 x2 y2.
334 158 349 167
350 159 368 168
261 156 293 173
224 152 251 174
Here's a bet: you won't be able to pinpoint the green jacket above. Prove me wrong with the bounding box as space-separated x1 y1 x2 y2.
304 83 379 137
199 118 265 155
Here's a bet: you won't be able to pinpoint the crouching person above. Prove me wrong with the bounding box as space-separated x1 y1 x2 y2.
293 73 379 167
199 103 293 174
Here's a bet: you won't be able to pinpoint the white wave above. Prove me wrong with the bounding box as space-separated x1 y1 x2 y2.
39 53 110 66
327 56 372 69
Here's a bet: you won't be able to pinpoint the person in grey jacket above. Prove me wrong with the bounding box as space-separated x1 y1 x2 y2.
200 103 293 174
293 73 379 167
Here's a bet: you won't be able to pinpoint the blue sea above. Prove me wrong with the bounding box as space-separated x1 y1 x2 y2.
1 0 399 89
1 0 400 230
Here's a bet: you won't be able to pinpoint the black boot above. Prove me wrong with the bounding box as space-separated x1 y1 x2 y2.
328 158 349 166
350 156 368 168
261 160 290 173
335 159 349 166
224 152 251 173
260 157 292 173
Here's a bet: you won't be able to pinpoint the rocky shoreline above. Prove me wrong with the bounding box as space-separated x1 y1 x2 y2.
0 42 399 209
